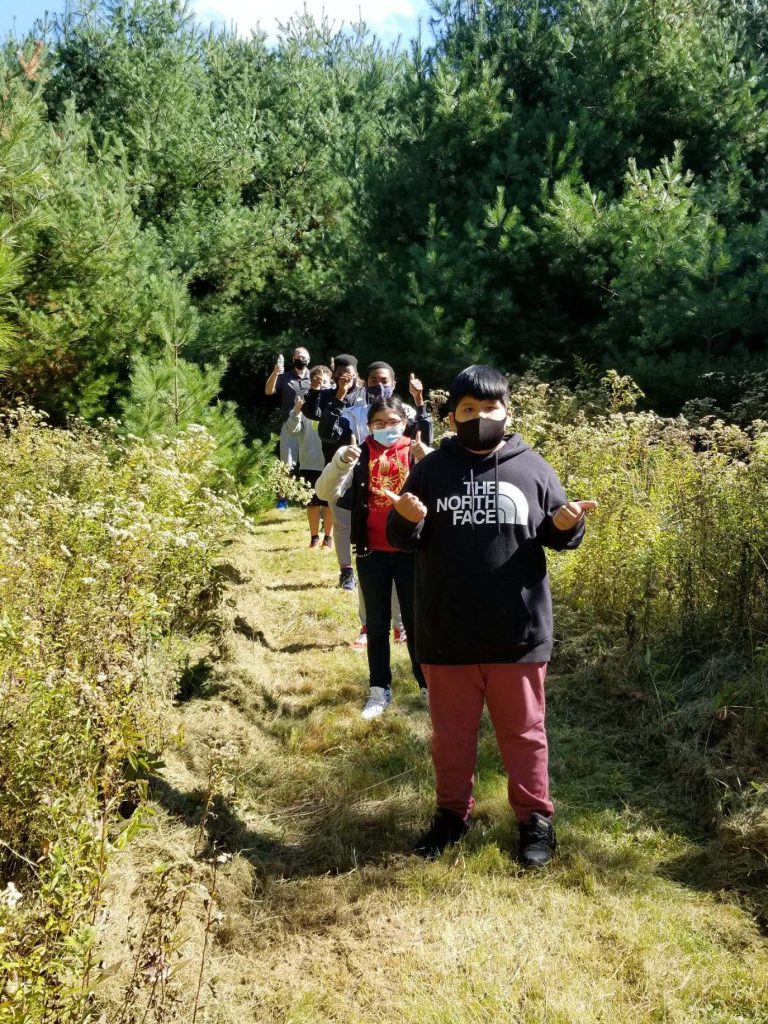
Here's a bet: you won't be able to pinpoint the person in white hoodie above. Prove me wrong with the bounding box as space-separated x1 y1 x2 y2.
285 365 334 549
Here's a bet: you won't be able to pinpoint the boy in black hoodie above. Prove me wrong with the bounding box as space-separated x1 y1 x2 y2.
386 365 596 867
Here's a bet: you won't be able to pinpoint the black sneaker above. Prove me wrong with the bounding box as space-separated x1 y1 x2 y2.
518 812 557 868
338 566 356 591
413 808 469 859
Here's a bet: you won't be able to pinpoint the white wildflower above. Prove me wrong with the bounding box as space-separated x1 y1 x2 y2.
0 883 23 910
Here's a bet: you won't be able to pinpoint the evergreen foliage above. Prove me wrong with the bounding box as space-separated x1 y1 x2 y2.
120 277 305 511
4 0 768 414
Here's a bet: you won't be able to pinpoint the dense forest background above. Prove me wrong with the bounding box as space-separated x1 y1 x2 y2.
3 0 768 433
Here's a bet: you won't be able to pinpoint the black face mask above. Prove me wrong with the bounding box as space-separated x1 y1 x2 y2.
454 414 507 451
293 357 309 370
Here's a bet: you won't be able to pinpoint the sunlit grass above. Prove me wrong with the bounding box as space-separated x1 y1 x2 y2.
98 510 768 1023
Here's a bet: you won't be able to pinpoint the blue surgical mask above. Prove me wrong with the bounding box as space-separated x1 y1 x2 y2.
367 384 394 401
372 427 402 447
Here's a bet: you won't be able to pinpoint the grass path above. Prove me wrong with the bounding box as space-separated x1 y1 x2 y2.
102 511 768 1023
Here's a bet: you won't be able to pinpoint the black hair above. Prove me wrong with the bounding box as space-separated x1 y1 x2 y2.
365 361 395 380
448 364 509 410
367 395 408 425
333 353 358 370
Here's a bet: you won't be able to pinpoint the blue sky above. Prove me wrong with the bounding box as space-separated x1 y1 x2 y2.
0 0 434 47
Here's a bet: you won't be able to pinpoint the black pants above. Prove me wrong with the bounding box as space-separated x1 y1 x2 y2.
356 550 426 692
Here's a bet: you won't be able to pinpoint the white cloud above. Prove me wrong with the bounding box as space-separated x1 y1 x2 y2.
192 0 426 43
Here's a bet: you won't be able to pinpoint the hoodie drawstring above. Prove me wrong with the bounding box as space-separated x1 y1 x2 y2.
469 459 475 530
495 451 500 534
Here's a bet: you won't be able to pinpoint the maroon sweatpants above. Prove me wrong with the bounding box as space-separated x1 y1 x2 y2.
422 662 553 823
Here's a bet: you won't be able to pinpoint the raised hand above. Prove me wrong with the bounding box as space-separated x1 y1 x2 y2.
293 394 305 414
408 372 424 404
343 433 361 465
410 430 430 463
552 500 597 531
383 488 428 523
335 369 356 399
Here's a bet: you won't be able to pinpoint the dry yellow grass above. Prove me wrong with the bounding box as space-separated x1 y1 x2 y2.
97 511 768 1023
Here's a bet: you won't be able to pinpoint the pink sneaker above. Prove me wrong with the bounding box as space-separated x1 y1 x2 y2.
352 626 368 651
393 626 407 644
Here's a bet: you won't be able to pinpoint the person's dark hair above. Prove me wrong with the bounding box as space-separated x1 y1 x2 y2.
367 395 408 424
448 365 509 411
365 360 395 380
333 353 358 370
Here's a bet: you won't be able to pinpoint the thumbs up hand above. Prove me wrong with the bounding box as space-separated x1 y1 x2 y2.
383 488 427 523
410 430 430 463
552 500 598 531
408 372 424 405
342 433 361 465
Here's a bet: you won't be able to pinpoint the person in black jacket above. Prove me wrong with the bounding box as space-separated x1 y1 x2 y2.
386 365 597 868
302 354 367 466
306 357 432 651
318 361 433 454
316 396 430 719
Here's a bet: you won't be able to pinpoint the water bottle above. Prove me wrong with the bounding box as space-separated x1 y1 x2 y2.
276 353 284 372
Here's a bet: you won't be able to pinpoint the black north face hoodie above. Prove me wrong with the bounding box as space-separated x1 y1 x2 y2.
386 433 585 665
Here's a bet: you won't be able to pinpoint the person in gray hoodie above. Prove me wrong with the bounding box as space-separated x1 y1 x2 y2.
386 365 597 868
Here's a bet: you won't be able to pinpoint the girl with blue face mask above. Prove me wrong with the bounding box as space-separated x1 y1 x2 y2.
315 396 432 719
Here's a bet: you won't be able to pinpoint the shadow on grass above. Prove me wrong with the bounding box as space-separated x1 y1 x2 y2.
150 773 416 881
170 606 767 936
213 562 250 585
266 581 333 592
661 842 768 932
254 544 306 552
233 615 346 655
175 657 226 703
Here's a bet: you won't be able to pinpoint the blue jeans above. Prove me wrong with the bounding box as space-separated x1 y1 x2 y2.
356 550 426 692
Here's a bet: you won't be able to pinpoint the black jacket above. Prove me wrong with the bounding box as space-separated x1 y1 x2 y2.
302 385 368 463
305 385 434 463
386 434 585 665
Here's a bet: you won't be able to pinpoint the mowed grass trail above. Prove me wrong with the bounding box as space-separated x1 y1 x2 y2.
100 511 768 1024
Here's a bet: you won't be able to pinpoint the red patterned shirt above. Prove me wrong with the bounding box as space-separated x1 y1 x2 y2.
366 435 412 551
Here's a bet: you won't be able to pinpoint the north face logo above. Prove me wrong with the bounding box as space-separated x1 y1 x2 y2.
435 480 529 526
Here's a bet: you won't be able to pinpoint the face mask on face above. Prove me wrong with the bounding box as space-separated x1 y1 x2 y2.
293 357 309 370
372 427 403 447
454 413 507 451
367 383 394 401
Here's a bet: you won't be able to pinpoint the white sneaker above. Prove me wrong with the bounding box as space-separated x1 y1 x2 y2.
420 687 429 705
361 686 391 720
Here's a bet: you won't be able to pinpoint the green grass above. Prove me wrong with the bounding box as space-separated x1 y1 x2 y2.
96 510 768 1023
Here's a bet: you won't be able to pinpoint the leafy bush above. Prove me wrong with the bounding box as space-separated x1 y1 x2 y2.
0 407 245 1022
504 370 768 876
